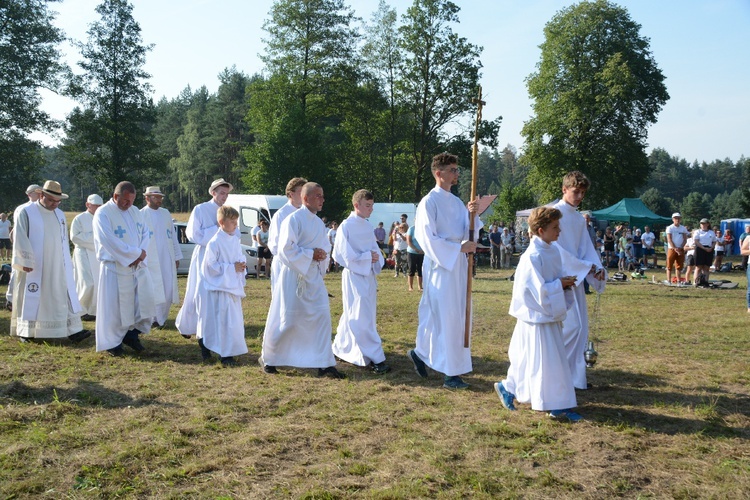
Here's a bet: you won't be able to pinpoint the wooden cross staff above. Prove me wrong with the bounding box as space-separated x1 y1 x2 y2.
464 86 485 348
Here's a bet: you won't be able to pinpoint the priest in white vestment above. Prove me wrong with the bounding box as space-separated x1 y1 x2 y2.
196 205 248 365
93 181 154 355
552 171 606 390
331 190 389 373
176 178 237 337
141 186 183 327
268 177 307 287
259 182 345 378
10 181 90 343
71 193 103 320
6 184 41 307
495 207 580 420
410 153 481 390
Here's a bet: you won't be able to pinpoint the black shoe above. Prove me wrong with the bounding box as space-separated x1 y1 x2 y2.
443 375 470 390
5 301 12 312
371 361 391 374
107 345 124 357
220 357 237 367
408 349 428 378
198 338 212 361
122 330 145 352
18 337 31 343
181 334 192 340
68 330 91 344
318 366 346 379
81 314 96 321
263 365 278 374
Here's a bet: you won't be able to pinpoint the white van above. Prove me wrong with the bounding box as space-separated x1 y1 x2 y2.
224 194 288 247
366 202 417 230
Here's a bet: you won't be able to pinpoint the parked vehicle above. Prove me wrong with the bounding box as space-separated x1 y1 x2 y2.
224 194 288 247
175 222 260 276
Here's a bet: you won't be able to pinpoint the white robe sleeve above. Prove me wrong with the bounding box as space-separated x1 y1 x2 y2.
415 197 461 272
332 223 375 276
70 215 95 251
94 210 144 267
509 253 569 323
11 210 34 270
202 238 243 290
278 215 316 275
187 206 218 247
170 219 183 261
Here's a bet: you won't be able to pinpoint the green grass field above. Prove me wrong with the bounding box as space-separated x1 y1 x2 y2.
1 258 749 498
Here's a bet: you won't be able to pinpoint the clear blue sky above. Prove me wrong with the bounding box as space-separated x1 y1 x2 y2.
37 0 750 164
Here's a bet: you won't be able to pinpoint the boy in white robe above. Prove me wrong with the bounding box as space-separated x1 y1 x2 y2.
141 186 183 327
408 152 481 390
176 178 236 337
93 181 154 356
268 177 307 286
332 189 389 374
552 171 606 390
494 207 582 422
70 193 103 320
259 182 345 379
196 206 248 366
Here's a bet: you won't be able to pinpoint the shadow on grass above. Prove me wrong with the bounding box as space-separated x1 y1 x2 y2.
590 406 747 438
579 368 750 437
0 380 177 409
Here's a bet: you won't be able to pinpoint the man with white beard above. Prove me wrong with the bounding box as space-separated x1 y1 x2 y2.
140 186 182 327
10 181 90 344
70 193 103 321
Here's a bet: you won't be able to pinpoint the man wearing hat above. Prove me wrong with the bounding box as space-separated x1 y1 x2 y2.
10 180 91 344
665 212 689 285
176 178 238 339
93 181 155 355
71 194 104 320
6 184 43 309
141 186 182 327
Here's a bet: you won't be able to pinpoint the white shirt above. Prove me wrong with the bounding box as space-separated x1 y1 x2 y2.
641 231 655 248
694 228 717 247
666 224 688 248
0 219 10 239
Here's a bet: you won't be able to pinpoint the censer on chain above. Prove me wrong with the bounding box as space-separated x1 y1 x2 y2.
584 292 601 368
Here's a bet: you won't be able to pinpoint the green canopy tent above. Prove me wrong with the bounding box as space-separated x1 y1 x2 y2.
591 198 672 229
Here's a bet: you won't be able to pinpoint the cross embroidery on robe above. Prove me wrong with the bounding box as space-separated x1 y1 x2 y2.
114 226 126 238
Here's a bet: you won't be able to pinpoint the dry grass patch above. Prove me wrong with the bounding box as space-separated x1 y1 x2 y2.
1 262 749 498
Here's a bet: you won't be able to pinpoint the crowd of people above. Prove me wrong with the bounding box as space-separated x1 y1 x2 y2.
6 155 745 422
581 213 740 287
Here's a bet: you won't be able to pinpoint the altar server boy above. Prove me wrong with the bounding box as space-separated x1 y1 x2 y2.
332 189 390 374
196 205 248 366
494 207 583 422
